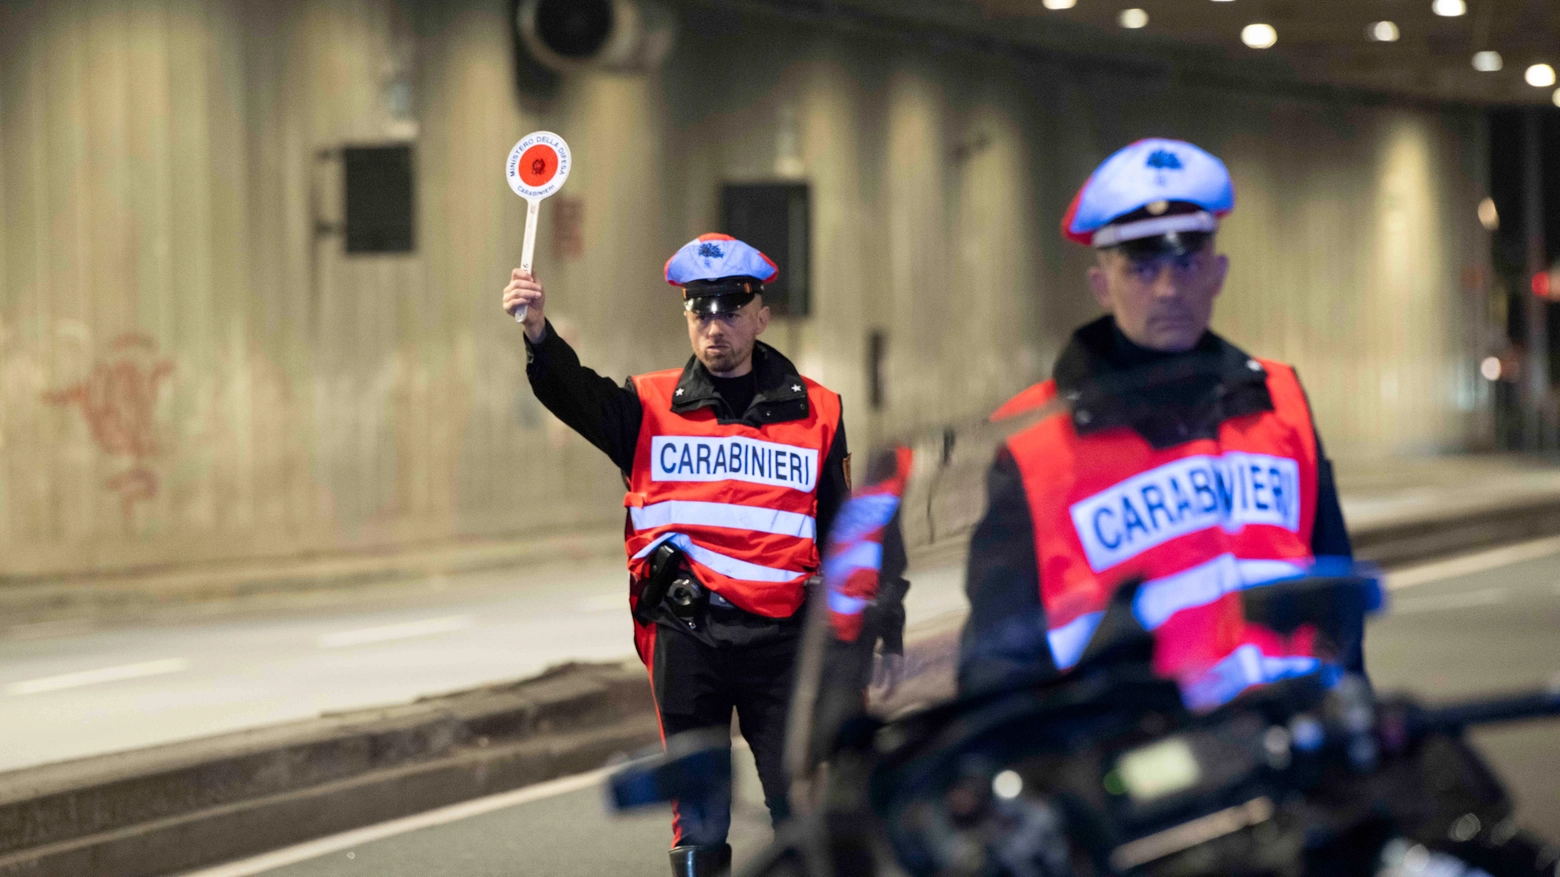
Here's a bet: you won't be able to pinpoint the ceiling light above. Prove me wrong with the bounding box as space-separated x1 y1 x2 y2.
1553 88 1560 108
1431 0 1466 16
1119 8 1148 28
1477 197 1499 231
992 770 1024 799
1367 21 1400 42
1241 23 1277 49
1042 0 1076 8
1472 51 1503 72
1526 63 1556 88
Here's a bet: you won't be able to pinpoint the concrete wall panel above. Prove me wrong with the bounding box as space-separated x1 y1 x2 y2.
0 0 1491 579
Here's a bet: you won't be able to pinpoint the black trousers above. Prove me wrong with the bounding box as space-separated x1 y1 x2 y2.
649 619 798 847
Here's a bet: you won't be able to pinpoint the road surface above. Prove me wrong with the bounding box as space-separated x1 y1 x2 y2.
174 538 1560 877
0 557 968 773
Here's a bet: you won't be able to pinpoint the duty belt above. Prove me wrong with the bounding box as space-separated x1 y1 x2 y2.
635 542 734 629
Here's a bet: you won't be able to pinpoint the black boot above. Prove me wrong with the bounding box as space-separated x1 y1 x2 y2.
669 843 732 877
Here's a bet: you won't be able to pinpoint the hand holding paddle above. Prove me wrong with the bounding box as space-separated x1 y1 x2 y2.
503 131 572 323
502 269 547 341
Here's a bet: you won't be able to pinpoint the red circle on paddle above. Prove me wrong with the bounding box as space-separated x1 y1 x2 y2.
518 145 558 187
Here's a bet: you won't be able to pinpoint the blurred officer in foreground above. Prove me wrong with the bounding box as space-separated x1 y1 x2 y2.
958 139 1357 704
503 234 903 877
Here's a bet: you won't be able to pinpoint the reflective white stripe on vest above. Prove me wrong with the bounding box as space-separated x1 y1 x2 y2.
1047 555 1307 671
633 533 805 584
1132 554 1307 631
822 541 883 586
827 590 870 616
822 541 885 618
1048 610 1105 671
1180 643 1324 712
629 500 816 539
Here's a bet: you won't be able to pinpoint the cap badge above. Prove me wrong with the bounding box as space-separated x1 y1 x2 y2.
698 242 724 259
1147 200 1169 216
1146 149 1183 170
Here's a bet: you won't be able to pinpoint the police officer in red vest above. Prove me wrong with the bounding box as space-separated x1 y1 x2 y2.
959 139 1358 706
503 234 904 877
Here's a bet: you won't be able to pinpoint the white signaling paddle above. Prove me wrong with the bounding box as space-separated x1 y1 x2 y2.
505 131 573 322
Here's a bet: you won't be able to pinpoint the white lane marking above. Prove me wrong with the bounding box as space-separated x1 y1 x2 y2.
172 740 757 877
1391 588 1508 615
5 658 190 696
4 618 100 641
316 616 475 649
172 767 612 877
576 593 625 613
1386 534 1560 590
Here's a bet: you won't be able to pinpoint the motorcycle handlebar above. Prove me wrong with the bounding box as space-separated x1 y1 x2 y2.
1421 688 1560 731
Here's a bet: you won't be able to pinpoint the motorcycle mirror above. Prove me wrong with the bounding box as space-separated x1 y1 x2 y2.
606 729 732 812
1240 572 1378 669
1074 577 1154 672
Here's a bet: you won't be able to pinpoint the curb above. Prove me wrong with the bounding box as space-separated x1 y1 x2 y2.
1349 493 1560 568
0 662 657 877
0 528 623 630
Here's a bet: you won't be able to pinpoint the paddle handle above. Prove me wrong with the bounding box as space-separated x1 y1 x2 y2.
515 198 539 322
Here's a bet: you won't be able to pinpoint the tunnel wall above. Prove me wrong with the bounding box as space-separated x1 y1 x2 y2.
0 0 1492 579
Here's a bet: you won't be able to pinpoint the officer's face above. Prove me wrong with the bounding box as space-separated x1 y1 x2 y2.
1088 242 1228 353
686 296 771 377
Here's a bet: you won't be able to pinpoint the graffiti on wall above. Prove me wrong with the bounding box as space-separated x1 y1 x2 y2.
43 333 175 519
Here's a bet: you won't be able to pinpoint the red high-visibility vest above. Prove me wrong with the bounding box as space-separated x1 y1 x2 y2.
999 359 1321 705
824 447 914 644
624 369 841 618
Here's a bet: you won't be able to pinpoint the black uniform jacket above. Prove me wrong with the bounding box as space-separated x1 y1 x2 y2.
958 316 1355 694
525 321 877 637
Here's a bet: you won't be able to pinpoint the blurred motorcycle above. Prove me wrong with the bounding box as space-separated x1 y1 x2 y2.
607 430 1560 877
612 570 1560 876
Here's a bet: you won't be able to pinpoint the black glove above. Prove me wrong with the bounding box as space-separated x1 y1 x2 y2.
862 576 909 656
859 576 908 696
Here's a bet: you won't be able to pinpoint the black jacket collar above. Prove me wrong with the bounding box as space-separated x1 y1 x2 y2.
670 342 810 426
1052 316 1274 449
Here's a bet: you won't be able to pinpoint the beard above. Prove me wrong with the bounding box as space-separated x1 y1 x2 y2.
699 341 750 374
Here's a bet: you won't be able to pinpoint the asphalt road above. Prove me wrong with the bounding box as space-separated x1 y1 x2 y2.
177 540 1560 877
181 747 779 877
0 562 637 772
0 557 969 773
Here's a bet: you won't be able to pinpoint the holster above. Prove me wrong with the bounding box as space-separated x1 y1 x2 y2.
634 542 686 624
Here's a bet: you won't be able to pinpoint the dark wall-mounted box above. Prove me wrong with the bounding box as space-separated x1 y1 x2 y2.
343 145 416 255
719 183 810 317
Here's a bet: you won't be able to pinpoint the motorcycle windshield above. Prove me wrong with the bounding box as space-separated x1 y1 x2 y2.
787 364 1382 785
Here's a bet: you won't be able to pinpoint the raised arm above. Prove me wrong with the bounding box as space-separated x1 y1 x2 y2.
505 269 642 474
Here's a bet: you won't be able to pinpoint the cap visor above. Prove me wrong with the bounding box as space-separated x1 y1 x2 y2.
1118 231 1212 259
684 291 757 316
